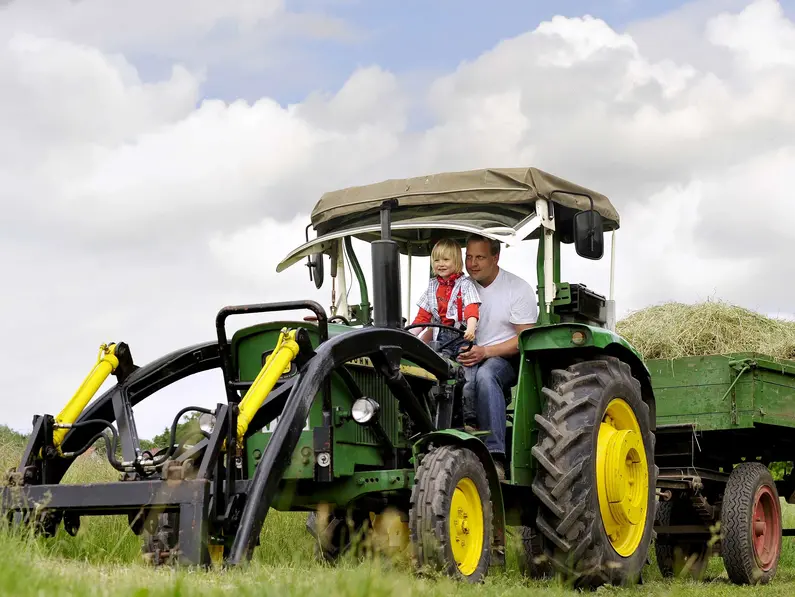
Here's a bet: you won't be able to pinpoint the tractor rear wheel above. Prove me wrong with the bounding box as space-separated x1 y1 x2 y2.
721 462 782 585
409 444 493 583
531 356 656 588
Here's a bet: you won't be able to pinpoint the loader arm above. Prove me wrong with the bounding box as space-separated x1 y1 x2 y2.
16 341 223 485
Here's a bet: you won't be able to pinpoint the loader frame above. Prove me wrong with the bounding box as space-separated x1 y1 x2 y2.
2 298 457 567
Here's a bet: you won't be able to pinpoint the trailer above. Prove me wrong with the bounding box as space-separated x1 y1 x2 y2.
649 352 795 584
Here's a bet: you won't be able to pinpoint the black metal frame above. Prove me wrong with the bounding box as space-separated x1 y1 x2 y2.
1 305 454 567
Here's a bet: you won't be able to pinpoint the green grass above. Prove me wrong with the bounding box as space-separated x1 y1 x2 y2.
2 424 795 596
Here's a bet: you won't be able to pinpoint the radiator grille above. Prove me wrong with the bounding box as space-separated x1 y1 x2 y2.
346 367 401 445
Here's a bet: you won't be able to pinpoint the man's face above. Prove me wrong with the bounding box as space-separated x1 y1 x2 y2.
466 240 498 284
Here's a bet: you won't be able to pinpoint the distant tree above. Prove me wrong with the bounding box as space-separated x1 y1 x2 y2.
0 424 28 446
149 412 203 449
770 461 792 481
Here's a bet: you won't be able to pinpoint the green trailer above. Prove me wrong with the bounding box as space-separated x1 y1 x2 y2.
649 352 795 584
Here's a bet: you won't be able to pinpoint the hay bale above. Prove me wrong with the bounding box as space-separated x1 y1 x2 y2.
615 300 795 361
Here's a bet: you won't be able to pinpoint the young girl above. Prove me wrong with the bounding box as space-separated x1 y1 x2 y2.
410 238 480 429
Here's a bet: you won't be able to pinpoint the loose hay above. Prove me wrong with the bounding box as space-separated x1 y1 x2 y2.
616 300 795 361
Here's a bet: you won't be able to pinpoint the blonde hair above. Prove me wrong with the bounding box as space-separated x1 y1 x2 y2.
431 238 464 273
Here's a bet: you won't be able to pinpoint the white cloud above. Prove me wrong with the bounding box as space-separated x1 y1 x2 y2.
2 0 795 438
708 0 795 68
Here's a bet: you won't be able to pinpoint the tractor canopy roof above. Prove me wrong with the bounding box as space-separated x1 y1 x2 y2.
277 166 619 272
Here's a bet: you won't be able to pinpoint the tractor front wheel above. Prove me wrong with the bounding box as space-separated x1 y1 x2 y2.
409 445 493 583
531 356 656 588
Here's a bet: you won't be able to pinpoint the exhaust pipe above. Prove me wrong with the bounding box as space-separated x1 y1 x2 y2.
372 200 402 328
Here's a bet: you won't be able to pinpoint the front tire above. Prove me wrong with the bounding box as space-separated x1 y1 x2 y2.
531 356 656 588
409 445 493 583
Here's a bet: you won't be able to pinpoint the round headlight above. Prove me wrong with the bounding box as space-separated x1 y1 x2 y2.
199 413 216 435
351 397 380 424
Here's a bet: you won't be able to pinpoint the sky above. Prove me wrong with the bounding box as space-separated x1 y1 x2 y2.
2 0 795 439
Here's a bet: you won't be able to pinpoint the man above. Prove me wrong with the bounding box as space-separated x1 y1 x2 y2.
457 234 537 479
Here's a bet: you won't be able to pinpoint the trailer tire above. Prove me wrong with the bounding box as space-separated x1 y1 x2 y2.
409 444 492 583
654 499 711 579
142 512 179 566
516 525 553 579
721 462 782 585
531 356 656 589
306 509 370 563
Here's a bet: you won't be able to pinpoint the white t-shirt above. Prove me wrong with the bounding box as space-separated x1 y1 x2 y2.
473 268 538 347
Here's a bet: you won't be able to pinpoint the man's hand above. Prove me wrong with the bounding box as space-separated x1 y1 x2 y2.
457 344 487 366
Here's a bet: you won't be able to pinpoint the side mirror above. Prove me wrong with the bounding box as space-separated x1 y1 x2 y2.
573 210 604 260
306 253 324 289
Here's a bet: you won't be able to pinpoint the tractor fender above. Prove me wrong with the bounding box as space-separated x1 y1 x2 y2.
519 323 656 430
412 430 506 568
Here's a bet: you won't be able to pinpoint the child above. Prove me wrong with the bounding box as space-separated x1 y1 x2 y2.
410 238 481 430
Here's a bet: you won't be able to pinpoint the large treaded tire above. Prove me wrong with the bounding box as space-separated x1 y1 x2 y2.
409 444 493 583
531 356 657 588
654 499 711 579
721 462 782 585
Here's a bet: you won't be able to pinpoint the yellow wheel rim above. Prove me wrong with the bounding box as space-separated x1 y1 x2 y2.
596 398 649 557
449 477 485 575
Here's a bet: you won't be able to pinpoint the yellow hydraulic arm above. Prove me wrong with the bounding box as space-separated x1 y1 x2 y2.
236 328 301 443
52 343 120 451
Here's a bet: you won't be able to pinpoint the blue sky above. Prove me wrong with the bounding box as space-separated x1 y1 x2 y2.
184 0 795 105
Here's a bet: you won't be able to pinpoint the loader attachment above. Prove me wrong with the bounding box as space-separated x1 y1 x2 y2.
2 297 452 568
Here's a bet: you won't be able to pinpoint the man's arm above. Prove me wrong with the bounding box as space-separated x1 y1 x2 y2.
482 322 534 358
457 322 534 365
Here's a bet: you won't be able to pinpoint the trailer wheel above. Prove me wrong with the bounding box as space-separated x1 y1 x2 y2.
516 525 553 579
654 499 711 579
306 509 370 563
721 462 782 585
531 356 656 588
142 511 179 565
409 445 492 583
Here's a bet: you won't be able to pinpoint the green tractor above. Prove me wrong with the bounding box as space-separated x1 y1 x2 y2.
2 167 657 588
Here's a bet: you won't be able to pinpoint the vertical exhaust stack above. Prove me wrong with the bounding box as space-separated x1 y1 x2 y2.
372 200 402 328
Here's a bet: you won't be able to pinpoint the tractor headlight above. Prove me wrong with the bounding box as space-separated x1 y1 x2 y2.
351 397 380 425
199 413 216 435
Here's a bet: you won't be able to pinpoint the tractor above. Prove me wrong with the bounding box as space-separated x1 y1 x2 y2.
2 167 657 588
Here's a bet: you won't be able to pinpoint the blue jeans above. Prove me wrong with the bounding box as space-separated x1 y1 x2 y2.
472 356 517 458
436 328 478 425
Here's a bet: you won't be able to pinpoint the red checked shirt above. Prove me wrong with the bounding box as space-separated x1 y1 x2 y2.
412 273 480 328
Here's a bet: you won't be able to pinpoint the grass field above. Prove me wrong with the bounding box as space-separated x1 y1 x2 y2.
2 425 795 596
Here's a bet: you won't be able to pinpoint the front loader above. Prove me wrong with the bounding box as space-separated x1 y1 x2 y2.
2 167 657 589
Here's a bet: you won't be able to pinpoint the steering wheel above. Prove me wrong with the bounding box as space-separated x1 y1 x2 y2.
402 323 474 356
328 315 352 326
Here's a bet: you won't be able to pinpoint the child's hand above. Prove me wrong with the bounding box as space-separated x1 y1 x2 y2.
464 318 477 341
